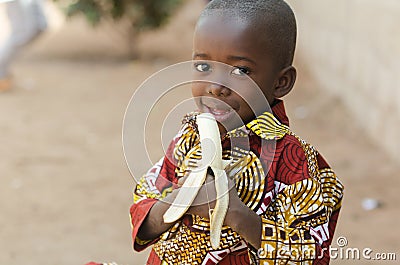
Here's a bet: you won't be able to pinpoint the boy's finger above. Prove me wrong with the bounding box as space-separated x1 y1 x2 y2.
205 173 215 183
177 175 188 187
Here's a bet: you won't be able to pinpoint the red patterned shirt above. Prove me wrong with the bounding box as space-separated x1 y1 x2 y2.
130 100 344 265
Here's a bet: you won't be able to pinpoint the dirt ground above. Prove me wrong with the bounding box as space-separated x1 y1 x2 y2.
0 1 398 264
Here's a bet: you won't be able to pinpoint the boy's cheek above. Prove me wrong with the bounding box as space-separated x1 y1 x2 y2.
191 84 204 97
217 122 227 136
191 94 203 110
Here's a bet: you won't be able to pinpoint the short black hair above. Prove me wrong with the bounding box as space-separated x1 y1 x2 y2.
200 0 297 68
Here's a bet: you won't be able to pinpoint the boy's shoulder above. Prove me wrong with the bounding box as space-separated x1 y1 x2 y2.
279 129 316 156
176 112 201 139
181 111 200 128
275 125 341 187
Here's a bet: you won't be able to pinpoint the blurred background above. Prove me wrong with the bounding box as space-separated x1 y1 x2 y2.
0 0 398 264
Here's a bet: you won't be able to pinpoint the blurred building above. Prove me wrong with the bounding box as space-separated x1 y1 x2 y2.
287 0 400 162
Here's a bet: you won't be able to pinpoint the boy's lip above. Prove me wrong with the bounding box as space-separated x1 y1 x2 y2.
200 99 236 123
205 106 235 123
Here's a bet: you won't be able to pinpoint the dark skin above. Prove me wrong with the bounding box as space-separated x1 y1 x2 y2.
138 14 296 249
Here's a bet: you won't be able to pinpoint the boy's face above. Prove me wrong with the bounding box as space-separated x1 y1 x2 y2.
191 14 282 132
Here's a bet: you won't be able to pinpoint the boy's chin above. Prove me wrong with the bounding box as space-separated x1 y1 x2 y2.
216 119 244 136
217 123 228 137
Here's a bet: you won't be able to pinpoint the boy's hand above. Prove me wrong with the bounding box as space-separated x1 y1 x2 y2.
179 171 262 248
185 173 217 218
183 171 242 225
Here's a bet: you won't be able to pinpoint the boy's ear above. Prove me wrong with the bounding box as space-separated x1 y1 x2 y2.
273 66 297 98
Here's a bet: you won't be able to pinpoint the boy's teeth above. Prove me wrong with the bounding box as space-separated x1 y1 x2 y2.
211 109 225 114
211 108 228 114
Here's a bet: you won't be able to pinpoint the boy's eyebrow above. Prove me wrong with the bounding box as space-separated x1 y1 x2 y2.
193 54 257 66
192 53 209 59
227 55 257 66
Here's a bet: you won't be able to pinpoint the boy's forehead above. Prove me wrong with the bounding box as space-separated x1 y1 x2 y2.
196 15 245 36
196 11 266 30
195 14 269 44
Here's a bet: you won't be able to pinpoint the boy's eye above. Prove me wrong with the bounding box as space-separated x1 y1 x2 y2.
231 67 250 76
194 62 212 72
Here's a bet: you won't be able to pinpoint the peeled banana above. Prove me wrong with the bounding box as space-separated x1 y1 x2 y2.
163 113 229 250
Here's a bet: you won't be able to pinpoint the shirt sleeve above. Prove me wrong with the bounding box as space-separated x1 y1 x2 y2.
130 116 199 251
258 140 344 264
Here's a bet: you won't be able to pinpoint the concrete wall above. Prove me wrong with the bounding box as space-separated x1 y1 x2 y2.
286 0 400 161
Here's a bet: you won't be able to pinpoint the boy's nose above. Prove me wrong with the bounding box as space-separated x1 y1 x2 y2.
207 83 231 97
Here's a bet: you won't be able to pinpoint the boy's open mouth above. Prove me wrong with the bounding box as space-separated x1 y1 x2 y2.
201 99 236 123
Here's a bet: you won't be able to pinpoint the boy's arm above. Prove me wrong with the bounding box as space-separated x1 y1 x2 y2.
225 143 343 263
130 118 199 251
130 155 178 251
256 168 343 263
224 185 262 249
222 168 343 263
135 188 179 241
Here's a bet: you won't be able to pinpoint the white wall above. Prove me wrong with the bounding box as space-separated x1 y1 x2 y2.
287 0 400 161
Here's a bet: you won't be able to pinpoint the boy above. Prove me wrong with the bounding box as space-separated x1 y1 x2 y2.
131 0 344 264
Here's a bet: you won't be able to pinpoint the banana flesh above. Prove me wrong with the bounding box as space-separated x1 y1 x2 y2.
163 113 229 250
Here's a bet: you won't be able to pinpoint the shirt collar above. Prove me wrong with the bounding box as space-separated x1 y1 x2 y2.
228 99 290 140
270 99 290 126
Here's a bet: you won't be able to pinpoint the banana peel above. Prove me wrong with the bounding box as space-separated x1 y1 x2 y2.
163 113 229 249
